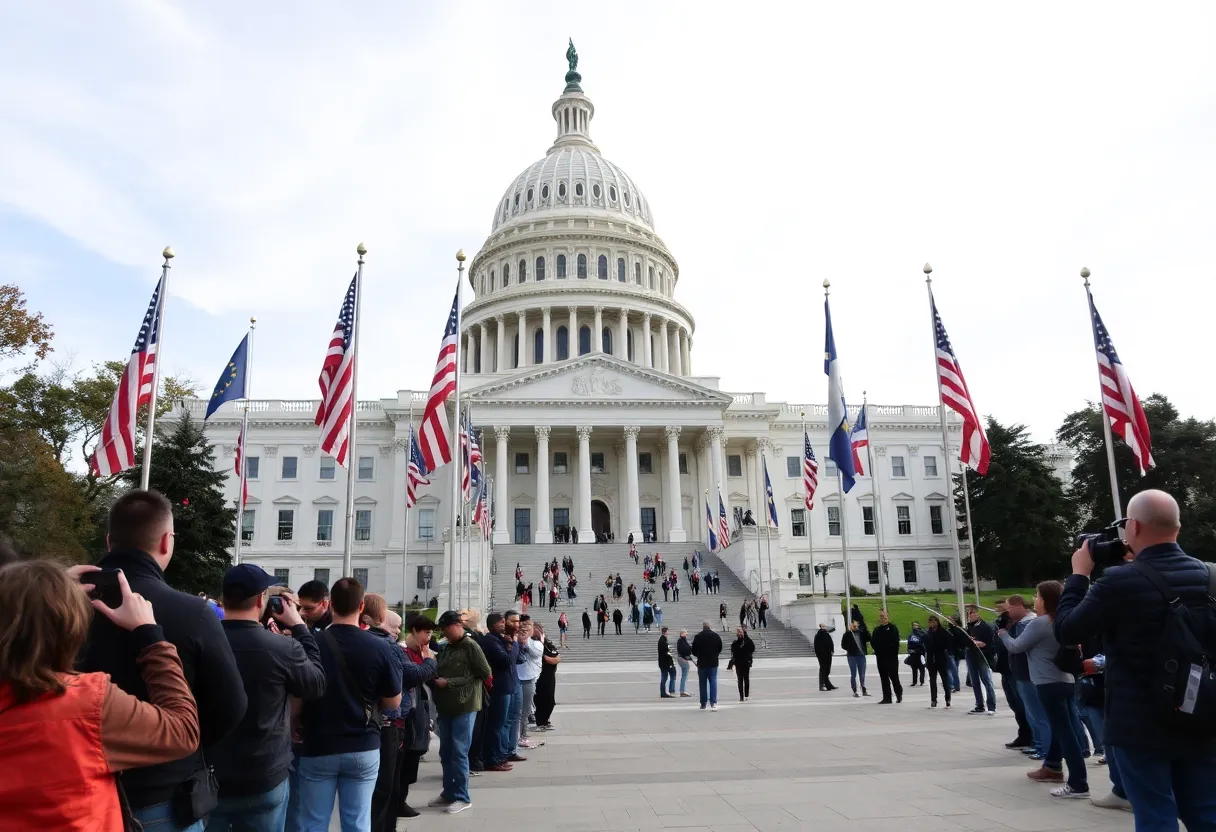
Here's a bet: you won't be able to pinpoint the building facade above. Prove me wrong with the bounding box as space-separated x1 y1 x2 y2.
178 57 1033 605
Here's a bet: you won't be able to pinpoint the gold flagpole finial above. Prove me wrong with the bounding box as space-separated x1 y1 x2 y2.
162 246 175 261
456 249 467 263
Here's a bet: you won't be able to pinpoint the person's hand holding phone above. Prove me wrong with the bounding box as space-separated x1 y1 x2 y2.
90 570 157 631
271 594 305 629
67 564 101 595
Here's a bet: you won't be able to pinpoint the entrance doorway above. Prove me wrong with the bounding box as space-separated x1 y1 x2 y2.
514 508 531 544
640 507 657 543
591 500 611 542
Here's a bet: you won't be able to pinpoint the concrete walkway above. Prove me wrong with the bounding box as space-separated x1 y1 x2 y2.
365 657 1131 832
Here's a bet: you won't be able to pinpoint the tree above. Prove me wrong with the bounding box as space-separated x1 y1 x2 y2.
957 419 1077 587
122 412 234 595
0 426 91 564
0 284 53 366
1058 394 1216 562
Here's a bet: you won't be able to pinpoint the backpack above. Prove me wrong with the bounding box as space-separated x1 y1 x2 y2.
1131 559 1216 735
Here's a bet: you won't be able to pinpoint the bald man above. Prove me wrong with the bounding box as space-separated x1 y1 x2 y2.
1056 489 1216 822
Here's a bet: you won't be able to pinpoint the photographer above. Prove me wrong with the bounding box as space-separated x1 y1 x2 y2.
1055 489 1216 825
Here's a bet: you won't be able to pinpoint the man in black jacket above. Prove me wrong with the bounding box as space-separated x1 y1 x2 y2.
964 605 997 715
657 627 676 698
993 601 1032 748
297 579 333 633
690 621 723 710
871 611 903 704
1056 489 1216 823
80 490 247 831
209 564 326 829
813 624 837 691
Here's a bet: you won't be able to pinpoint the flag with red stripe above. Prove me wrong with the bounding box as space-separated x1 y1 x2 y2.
235 422 249 507
418 292 460 471
1089 292 1154 475
931 292 990 474
406 425 431 509
314 274 358 466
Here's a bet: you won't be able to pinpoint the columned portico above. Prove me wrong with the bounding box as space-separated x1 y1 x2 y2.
593 306 604 353
567 307 578 358
665 425 686 542
642 313 653 368
577 426 594 543
493 426 510 544
617 309 628 365
479 322 490 374
535 426 552 542
671 327 682 376
517 310 528 368
541 307 552 365
623 425 642 540
745 443 759 519
495 315 506 373
708 425 725 507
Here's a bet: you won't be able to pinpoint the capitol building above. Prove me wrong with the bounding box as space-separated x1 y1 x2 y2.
179 54 1068 612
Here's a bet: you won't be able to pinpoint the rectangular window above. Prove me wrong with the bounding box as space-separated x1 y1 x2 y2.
924 455 938 477
897 505 912 535
319 456 336 480
791 508 806 537
241 510 255 542
903 560 918 584
355 509 372 541
353 567 369 588
273 568 290 586
892 456 906 477
867 560 880 585
515 452 529 474
930 504 944 535
553 507 569 530
417 508 435 541
798 563 813 586
937 560 951 583
638 453 652 475
727 454 743 478
679 452 688 474
827 506 841 536
416 565 434 590
316 509 334 542
825 458 838 477
786 456 800 478
281 456 297 479
246 456 260 479
357 456 374 480
314 568 330 586
277 509 294 541
591 452 605 473
552 452 568 473
862 505 875 536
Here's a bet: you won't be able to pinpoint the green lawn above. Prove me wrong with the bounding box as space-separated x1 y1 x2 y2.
840 589 1035 651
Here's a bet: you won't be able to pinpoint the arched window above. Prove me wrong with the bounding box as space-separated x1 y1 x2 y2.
648 266 655 290
534 329 544 364
490 269 496 291
556 326 569 360
578 325 591 356
597 255 608 280
556 254 566 279
519 259 527 282
634 263 641 284
513 333 520 368
577 254 587 279
535 256 545 281
503 264 510 287
602 327 613 355
617 258 626 282
627 329 634 361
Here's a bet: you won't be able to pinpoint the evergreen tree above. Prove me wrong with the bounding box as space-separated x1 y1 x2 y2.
122 412 233 594
957 418 1077 586
1058 394 1216 561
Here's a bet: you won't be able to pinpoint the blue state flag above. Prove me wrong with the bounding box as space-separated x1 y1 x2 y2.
205 334 249 420
824 299 857 492
763 459 780 528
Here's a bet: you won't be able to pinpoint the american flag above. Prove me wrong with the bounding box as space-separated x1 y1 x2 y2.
419 292 460 471
705 498 719 552
803 432 819 511
1089 292 1154 475
89 277 165 477
718 489 730 547
473 475 489 535
314 274 358 466
461 411 482 502
849 402 869 476
931 293 991 475
406 425 431 509
235 422 249 507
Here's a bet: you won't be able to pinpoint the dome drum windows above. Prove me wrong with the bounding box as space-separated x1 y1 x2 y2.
578 325 592 356
577 253 587 279
597 255 608 280
558 182 567 201
503 264 510 287
526 187 534 203
556 254 567 279
575 182 584 199
518 259 527 282
617 258 626 282
556 326 569 361
602 328 613 355
609 186 617 203
535 256 545 281
541 184 550 201
634 263 641 284
592 183 602 201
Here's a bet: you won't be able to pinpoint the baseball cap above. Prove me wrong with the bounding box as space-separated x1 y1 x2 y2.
436 610 464 628
222 564 278 602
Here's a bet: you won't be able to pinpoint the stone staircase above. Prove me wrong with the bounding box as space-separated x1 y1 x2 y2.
489 541 813 662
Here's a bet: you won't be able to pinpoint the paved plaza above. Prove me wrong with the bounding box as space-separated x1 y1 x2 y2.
368 655 1132 832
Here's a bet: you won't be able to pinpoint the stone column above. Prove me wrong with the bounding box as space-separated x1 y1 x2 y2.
494 314 506 373
745 443 759 520
478 322 490 374
593 305 604 353
670 326 682 376
535 426 552 543
665 426 686 542
577 426 593 543
683 334 693 376
614 441 628 534
695 434 710 537
567 306 578 358
517 310 528 368
624 426 642 541
541 307 552 365
493 427 510 544
642 313 653 368
708 426 727 538
617 309 629 363
656 319 668 372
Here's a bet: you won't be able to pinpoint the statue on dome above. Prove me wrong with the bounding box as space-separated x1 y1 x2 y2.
564 38 582 90
566 38 578 73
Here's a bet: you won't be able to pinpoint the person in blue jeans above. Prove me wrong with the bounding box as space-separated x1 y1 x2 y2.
296 579 403 831
676 630 692 697
431 610 491 813
690 621 723 710
658 627 676 697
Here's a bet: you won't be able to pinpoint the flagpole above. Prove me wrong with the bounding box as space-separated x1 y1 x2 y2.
139 247 174 490
862 394 888 609
801 410 814 590
1082 267 1124 521
960 468 980 606
233 316 256 565
402 401 414 612
342 243 367 577
837 471 853 637
924 263 967 620
447 251 466 610
462 402 472 609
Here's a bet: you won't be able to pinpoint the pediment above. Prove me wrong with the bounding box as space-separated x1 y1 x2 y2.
729 491 748 502
312 495 340 506
273 495 301 505
466 354 733 406
354 496 377 505
890 491 915 501
512 492 534 502
924 492 948 501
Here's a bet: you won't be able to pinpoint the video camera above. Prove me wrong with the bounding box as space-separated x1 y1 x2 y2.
1074 521 1130 569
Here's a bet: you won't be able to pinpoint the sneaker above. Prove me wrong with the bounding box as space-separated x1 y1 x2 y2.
896 693 903 703
853 692 860 698
967 707 986 715
680 692 691 697
445 801 472 814
469 770 482 777
1097 755 1107 765
518 739 538 749
1027 752 1046 761
945 702 952 709
1005 740 1031 749
428 796 455 808
987 710 996 716
1027 766 1064 783
1050 785 1089 799
401 804 420 818
1090 791 1132 811
710 704 718 711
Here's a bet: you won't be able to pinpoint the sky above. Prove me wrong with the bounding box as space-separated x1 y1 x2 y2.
3 2 1215 447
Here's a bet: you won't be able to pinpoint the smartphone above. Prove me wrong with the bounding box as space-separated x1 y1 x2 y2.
84 568 123 609
267 596 284 615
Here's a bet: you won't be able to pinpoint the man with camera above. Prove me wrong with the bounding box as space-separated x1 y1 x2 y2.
208 564 327 830
1055 489 1216 826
